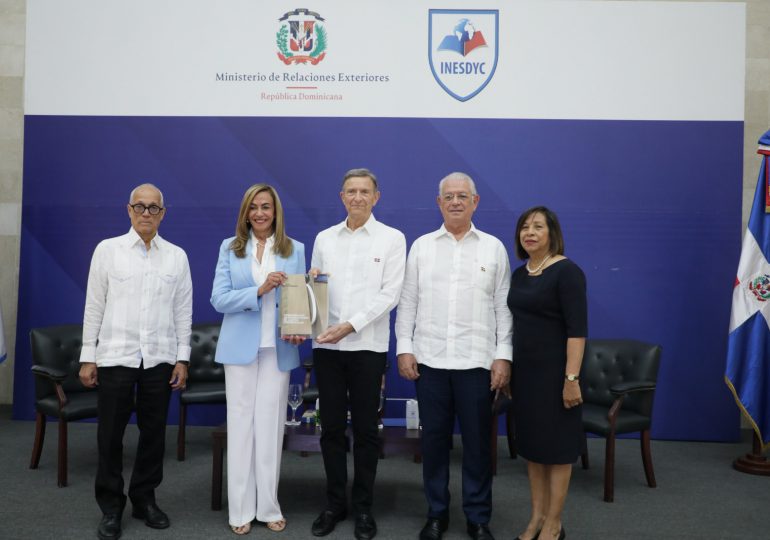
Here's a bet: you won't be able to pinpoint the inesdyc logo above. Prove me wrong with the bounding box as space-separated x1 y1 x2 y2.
428 10 499 102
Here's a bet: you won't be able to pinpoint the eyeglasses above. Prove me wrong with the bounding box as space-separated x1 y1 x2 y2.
441 192 473 203
130 203 163 215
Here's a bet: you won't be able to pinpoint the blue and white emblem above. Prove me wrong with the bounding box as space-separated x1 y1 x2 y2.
428 9 499 102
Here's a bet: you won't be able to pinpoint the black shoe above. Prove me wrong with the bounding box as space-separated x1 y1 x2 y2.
311 510 347 537
354 513 377 540
419 517 449 540
97 513 122 540
466 521 495 540
516 528 542 540
559 526 566 540
131 502 170 529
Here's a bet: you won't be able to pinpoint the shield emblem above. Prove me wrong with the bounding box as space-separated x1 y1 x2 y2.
428 9 499 102
277 8 327 65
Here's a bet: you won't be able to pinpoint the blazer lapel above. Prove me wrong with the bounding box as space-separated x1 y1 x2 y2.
275 252 288 274
238 239 257 287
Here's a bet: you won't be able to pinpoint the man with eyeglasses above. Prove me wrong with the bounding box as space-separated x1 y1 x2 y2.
396 172 512 540
309 168 406 540
79 183 192 540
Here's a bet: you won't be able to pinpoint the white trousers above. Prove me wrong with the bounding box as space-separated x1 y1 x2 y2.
224 348 289 526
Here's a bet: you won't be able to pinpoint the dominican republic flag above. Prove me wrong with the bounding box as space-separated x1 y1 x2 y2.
0 298 6 363
726 129 770 451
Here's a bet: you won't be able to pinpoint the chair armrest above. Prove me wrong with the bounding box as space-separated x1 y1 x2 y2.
31 364 69 382
609 381 656 397
31 365 70 409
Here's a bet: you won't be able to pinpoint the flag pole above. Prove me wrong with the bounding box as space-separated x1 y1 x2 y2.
733 431 770 475
725 131 770 474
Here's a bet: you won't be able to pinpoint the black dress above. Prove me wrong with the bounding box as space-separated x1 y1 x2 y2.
507 258 587 464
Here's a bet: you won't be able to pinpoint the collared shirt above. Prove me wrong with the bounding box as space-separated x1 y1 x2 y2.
311 214 406 353
251 233 276 349
395 223 513 370
79 228 193 368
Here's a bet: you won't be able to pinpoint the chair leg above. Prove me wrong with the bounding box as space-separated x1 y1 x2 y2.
57 417 68 487
640 429 656 488
505 410 517 459
491 415 499 476
212 429 225 511
29 412 46 469
177 403 187 461
604 432 615 502
581 430 590 470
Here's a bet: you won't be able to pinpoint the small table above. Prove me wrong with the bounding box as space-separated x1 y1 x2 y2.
379 425 422 463
283 422 325 453
211 422 421 510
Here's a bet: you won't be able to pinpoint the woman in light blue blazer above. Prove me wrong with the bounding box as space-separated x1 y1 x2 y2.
211 183 305 535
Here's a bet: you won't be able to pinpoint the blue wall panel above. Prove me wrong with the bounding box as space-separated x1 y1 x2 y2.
15 115 743 441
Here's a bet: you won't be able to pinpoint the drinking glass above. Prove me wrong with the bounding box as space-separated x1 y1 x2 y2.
286 384 303 426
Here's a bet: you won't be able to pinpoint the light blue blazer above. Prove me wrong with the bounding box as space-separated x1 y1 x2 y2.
210 236 306 371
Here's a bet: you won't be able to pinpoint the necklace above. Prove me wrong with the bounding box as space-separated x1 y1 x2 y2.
526 254 552 274
253 238 268 264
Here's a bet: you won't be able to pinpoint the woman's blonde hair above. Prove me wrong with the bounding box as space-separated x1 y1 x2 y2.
229 183 293 259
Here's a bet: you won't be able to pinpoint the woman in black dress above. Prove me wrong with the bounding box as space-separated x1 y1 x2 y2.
507 207 587 540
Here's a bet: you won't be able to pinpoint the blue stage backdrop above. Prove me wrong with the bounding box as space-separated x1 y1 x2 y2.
14 115 742 441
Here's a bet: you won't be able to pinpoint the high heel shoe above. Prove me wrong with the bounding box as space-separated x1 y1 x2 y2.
515 529 541 540
558 526 566 540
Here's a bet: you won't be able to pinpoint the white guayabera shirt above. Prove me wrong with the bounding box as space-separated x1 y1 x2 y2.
80 228 193 368
310 214 406 353
396 223 513 370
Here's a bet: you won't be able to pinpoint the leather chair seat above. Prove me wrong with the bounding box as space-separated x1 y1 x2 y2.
582 403 650 435
36 392 98 421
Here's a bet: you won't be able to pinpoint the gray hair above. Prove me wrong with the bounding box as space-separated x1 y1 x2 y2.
129 183 165 207
438 172 477 196
342 168 378 191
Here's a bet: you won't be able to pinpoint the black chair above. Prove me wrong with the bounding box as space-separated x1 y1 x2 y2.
581 339 661 502
490 377 517 475
29 324 96 487
177 323 224 461
301 355 319 410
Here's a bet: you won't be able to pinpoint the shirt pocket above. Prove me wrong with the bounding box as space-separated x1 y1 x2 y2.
108 271 134 297
154 271 178 300
472 261 497 295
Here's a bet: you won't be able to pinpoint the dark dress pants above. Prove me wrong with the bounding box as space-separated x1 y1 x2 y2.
416 365 493 525
95 362 174 514
314 348 386 515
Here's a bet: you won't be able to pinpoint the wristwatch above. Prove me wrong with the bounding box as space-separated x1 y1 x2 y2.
565 373 580 382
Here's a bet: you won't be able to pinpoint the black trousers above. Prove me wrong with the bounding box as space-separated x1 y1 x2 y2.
95 362 173 515
314 348 386 515
416 365 494 525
